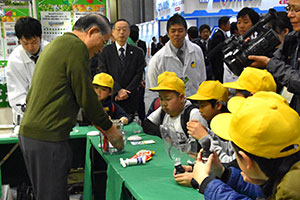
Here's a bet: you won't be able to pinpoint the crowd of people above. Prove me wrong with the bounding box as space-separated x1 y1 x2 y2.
5 1 300 199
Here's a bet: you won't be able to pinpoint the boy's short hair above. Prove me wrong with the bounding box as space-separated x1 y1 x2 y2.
199 24 210 34
167 13 187 32
218 16 230 27
15 17 42 40
92 73 114 90
187 80 228 102
211 91 300 159
237 7 260 25
149 71 185 95
223 67 277 93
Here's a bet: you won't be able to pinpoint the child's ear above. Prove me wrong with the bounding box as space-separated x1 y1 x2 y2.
239 151 254 170
215 101 223 111
179 93 185 101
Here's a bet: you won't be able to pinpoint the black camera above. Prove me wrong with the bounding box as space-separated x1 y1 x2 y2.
222 9 281 76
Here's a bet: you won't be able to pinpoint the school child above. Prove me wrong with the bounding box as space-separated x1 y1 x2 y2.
192 91 300 199
174 81 235 187
93 73 129 124
223 67 277 97
142 71 207 142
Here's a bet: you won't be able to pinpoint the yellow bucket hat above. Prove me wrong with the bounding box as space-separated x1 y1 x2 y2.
149 71 185 95
92 73 114 90
187 80 228 102
211 91 300 159
223 67 277 93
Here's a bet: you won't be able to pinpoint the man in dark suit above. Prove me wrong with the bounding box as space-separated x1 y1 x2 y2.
208 16 230 83
198 24 213 80
98 19 146 118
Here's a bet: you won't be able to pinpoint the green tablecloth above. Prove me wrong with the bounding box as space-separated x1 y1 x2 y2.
0 126 91 145
0 125 92 198
83 123 204 200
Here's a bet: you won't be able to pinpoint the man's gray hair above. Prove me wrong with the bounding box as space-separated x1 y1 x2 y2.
73 14 111 35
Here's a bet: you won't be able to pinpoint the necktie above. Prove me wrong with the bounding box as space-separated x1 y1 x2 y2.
30 56 39 64
119 47 125 67
203 41 207 51
177 49 184 65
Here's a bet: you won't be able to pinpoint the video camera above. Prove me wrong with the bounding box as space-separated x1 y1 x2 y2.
222 9 281 76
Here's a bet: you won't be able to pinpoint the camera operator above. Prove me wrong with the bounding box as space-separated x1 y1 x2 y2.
249 0 300 115
223 7 259 83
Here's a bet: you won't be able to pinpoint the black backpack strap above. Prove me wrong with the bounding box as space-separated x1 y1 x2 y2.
181 104 199 137
160 108 166 125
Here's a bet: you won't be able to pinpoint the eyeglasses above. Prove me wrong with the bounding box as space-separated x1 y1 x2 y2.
99 33 108 46
285 5 300 13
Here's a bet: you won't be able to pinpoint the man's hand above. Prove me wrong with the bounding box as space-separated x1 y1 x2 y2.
94 124 124 150
248 55 270 68
187 120 208 140
115 89 131 101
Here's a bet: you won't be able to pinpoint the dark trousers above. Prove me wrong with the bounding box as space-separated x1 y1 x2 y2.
19 135 72 200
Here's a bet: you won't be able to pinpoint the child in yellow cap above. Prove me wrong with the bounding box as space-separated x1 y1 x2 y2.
192 91 300 199
142 71 207 141
93 73 129 124
174 81 235 187
223 67 277 97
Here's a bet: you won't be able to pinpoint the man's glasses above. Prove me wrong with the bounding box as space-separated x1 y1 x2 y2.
99 33 108 46
285 5 300 13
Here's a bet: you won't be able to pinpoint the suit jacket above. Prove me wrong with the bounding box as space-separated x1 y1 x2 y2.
137 40 147 56
98 42 146 114
208 29 226 82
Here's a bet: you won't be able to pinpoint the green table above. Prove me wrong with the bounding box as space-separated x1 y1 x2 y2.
83 123 204 200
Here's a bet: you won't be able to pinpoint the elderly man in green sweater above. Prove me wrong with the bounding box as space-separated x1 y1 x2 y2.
19 14 123 200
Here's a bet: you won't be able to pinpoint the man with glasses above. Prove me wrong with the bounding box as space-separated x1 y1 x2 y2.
249 0 300 115
6 17 49 128
96 19 146 120
19 14 124 200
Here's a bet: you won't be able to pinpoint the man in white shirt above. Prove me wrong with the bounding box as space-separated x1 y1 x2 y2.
145 13 206 112
6 17 48 125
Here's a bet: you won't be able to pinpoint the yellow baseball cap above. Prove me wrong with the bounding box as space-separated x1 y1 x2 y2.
187 80 228 102
223 67 277 93
92 73 114 90
211 91 300 159
149 71 185 95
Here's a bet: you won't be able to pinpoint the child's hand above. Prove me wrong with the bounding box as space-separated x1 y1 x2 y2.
173 172 193 187
119 117 128 125
187 120 208 140
192 150 225 185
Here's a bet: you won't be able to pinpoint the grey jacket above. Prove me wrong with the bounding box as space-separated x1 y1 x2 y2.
267 31 300 115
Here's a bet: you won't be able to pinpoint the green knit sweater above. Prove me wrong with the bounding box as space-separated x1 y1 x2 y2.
20 32 112 141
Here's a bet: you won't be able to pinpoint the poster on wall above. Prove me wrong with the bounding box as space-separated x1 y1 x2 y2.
72 4 105 23
2 19 19 59
155 0 184 19
40 11 72 42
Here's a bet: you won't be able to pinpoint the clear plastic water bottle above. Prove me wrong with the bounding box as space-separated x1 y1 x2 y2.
133 114 141 134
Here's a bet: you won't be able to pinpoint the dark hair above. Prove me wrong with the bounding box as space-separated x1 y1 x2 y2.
230 22 238 35
236 89 251 97
270 11 292 34
161 34 169 45
167 13 187 32
187 26 199 39
73 14 111 35
15 17 42 40
232 142 300 198
199 24 210 34
112 19 130 29
218 16 230 27
237 7 260 25
207 99 229 113
130 25 139 42
152 36 156 40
